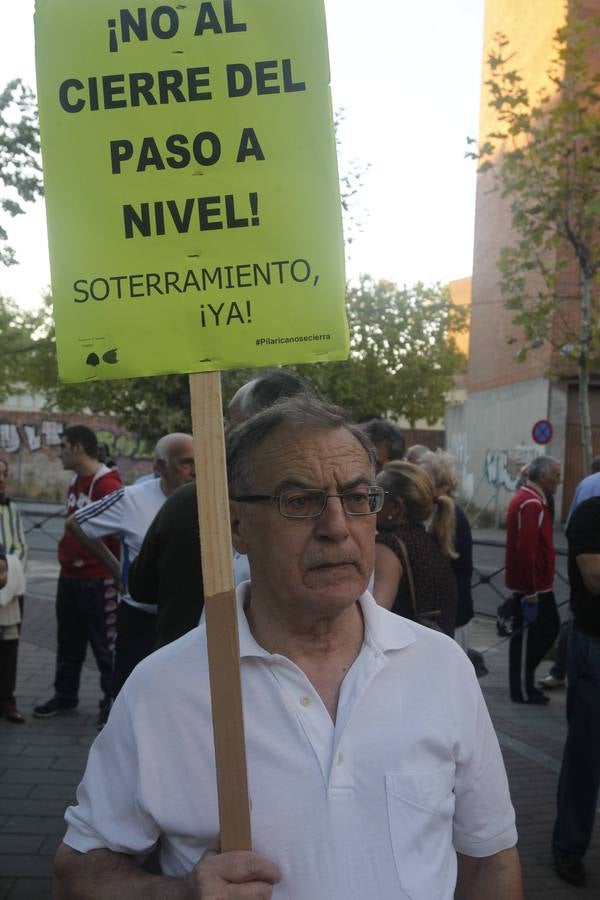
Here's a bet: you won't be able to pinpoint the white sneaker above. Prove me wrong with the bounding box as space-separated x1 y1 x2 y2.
538 674 565 690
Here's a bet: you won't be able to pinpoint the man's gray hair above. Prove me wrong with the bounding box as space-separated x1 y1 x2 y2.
154 433 192 461
227 396 377 495
528 455 560 483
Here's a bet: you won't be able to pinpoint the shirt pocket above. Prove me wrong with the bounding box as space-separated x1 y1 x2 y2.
385 766 456 900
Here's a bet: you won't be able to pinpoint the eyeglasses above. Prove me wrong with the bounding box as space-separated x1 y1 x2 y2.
231 486 387 518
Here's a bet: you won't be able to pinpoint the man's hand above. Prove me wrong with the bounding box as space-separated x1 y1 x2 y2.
65 515 124 592
185 847 281 899
521 594 539 625
53 843 280 899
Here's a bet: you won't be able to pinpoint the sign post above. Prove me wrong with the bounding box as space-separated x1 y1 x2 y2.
189 370 251 850
35 0 348 849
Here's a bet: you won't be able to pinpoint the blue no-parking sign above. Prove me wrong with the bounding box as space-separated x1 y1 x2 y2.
532 419 553 445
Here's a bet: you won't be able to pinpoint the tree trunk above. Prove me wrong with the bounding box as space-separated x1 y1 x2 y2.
578 273 593 473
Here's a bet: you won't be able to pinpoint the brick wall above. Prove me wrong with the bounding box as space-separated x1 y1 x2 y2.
468 0 568 394
0 410 154 500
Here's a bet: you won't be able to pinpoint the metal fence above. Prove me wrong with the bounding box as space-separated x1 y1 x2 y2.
19 506 569 608
17 503 571 641
18 502 64 555
471 538 569 618
470 538 570 659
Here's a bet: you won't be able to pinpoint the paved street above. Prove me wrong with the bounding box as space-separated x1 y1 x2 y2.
0 523 596 898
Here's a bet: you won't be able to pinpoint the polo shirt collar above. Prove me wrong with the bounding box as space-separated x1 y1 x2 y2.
235 581 415 659
359 590 416 652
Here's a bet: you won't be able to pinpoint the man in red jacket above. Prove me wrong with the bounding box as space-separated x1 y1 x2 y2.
34 426 122 725
505 456 561 704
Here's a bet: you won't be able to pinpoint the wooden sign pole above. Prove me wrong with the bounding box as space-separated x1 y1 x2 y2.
189 370 252 852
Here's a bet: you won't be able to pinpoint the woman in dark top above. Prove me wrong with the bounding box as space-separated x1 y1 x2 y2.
373 461 458 636
418 450 474 648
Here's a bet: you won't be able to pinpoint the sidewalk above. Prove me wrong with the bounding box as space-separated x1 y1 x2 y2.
470 616 598 898
0 562 597 898
0 561 101 900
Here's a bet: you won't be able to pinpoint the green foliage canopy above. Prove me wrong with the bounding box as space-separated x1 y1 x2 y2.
296 278 467 426
0 80 43 266
2 278 466 437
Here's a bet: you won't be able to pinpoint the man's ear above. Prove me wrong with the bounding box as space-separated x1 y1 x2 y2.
230 500 249 554
154 458 166 478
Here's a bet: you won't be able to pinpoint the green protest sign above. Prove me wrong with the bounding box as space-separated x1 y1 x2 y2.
35 0 348 383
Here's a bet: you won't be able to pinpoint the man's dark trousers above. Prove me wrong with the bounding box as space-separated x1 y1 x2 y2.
553 627 600 859
112 602 156 698
509 590 560 701
55 576 114 705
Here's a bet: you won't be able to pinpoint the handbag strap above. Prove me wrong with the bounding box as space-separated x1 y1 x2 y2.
390 534 418 621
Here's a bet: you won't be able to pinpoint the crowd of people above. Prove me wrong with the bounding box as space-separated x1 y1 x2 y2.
52 390 521 900
500 451 600 887
0 369 598 893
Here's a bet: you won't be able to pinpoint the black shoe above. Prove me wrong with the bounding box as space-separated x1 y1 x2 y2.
554 851 586 887
33 697 77 718
0 704 25 724
511 690 550 705
526 689 550 705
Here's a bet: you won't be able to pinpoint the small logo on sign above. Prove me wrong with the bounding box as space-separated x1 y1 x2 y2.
85 349 118 367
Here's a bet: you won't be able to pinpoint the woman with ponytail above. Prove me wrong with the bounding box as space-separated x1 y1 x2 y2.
418 450 479 662
373 461 458 636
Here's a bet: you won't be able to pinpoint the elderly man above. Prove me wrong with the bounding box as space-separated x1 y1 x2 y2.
53 398 522 899
63 432 195 702
505 455 561 705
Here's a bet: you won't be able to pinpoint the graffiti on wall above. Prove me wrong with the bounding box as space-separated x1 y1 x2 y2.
484 446 539 492
91 429 153 461
447 432 474 500
0 419 153 460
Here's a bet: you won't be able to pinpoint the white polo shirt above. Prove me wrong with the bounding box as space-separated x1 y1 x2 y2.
64 585 517 899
